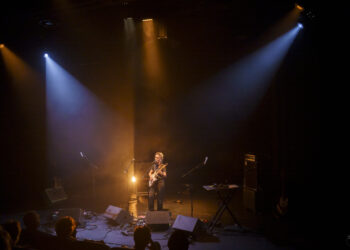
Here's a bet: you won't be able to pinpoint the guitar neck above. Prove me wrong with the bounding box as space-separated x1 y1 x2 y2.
154 163 167 174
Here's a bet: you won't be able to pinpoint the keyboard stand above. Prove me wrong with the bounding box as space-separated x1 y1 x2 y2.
205 185 242 232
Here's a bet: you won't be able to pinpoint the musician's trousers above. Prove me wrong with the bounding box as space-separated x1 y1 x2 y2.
148 179 165 211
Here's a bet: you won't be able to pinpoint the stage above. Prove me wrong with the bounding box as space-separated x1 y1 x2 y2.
0 186 315 249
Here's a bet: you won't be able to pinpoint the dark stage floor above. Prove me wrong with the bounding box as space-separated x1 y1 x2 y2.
1 186 317 249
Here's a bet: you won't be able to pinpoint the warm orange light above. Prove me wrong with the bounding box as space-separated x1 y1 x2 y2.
142 18 153 22
157 22 168 40
295 4 304 11
0 45 38 86
142 18 163 83
131 176 136 183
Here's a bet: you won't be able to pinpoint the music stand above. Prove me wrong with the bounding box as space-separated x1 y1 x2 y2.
181 157 208 217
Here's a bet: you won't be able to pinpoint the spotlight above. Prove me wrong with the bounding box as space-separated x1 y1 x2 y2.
131 176 136 183
142 18 153 22
295 3 304 11
44 53 48 58
297 23 303 29
0 44 4 48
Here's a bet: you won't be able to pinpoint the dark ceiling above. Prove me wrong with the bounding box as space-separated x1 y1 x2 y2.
1 0 319 44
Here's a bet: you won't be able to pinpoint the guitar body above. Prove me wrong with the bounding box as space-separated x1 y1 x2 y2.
276 196 288 216
149 163 168 187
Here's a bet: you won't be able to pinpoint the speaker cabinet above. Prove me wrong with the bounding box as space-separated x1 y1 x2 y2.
243 187 256 212
243 186 264 213
172 215 200 233
244 154 257 190
45 187 68 203
145 211 170 231
172 215 205 240
104 205 132 225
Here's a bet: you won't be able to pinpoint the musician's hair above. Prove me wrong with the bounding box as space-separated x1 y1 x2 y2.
155 152 164 161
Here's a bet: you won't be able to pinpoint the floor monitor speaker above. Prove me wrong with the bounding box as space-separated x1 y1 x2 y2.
145 211 170 231
45 187 68 204
172 215 199 233
104 205 132 225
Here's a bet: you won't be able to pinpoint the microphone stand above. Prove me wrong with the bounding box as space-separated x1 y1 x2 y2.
80 152 99 199
181 157 208 217
124 159 136 206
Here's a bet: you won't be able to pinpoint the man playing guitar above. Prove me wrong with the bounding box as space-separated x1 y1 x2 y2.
148 152 167 211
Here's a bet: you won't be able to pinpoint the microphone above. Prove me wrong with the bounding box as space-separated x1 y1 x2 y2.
204 156 208 165
124 159 135 174
80 152 98 169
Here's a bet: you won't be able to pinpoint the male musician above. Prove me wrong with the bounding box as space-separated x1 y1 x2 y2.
148 152 167 211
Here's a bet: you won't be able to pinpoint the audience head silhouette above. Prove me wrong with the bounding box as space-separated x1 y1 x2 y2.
23 210 40 230
134 225 151 249
0 226 12 250
167 230 190 250
55 216 77 239
1 220 21 246
133 225 161 250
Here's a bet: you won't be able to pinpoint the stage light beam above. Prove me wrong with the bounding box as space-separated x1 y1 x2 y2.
188 24 303 125
45 56 119 178
142 18 163 85
295 4 304 11
0 45 38 85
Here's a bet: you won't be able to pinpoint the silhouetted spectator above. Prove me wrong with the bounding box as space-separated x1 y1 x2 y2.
19 210 57 250
55 216 110 250
55 216 77 239
23 211 40 231
2 219 21 247
167 230 190 250
0 226 12 250
133 225 160 250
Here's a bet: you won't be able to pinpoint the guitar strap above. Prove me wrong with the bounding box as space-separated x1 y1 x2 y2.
154 164 164 172
153 164 166 178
